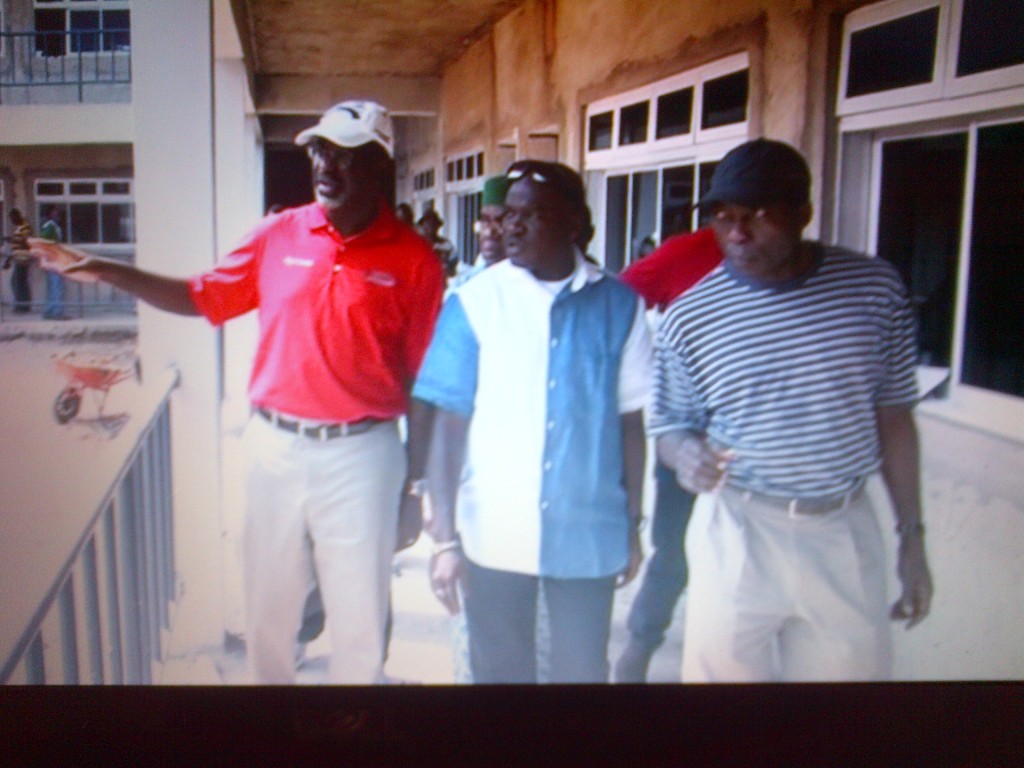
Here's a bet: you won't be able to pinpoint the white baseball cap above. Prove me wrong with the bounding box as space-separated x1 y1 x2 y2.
294 100 394 158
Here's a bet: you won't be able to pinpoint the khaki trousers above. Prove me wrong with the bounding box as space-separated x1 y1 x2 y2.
682 484 891 682
241 415 404 684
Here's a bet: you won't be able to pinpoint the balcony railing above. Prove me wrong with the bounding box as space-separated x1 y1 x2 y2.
0 367 177 684
0 29 131 103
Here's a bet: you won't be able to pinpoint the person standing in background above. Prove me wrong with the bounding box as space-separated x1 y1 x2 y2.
39 206 67 320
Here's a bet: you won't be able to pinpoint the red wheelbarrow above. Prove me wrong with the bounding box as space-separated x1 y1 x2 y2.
52 352 135 425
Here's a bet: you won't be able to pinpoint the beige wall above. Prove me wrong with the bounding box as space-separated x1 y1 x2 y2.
430 0 830 169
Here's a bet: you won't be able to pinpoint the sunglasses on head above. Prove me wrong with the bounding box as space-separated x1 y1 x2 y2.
506 165 550 184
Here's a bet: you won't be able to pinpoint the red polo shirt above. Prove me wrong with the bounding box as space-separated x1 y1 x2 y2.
189 202 444 421
620 227 723 310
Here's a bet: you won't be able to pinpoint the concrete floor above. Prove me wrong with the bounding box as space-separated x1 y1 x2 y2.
3 326 1021 686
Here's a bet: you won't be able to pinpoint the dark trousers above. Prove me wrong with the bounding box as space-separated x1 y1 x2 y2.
10 263 31 312
463 557 616 683
625 462 696 650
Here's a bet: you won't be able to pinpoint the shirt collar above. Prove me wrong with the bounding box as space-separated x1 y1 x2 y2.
567 248 605 293
306 198 400 246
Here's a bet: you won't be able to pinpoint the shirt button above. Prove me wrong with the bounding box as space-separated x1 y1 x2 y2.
543 461 552 471
548 379 556 389
550 337 559 347
540 501 549 510
547 420 555 431
333 265 341 272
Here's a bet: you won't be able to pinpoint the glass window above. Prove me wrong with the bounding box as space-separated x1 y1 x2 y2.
69 182 97 195
34 8 65 56
619 101 649 146
70 202 99 243
660 165 695 238
630 171 658 260
697 161 718 227
101 203 133 244
589 112 613 151
103 182 130 195
701 69 748 129
70 9 100 53
604 175 628 272
877 134 967 370
846 8 939 97
104 9 130 50
962 121 1024 397
656 87 693 139
956 0 1024 78
37 182 64 196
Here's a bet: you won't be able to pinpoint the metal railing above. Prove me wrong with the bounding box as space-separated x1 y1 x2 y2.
0 368 178 684
0 29 131 102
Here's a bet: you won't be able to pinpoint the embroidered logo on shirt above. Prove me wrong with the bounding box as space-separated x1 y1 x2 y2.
283 256 315 268
365 270 397 287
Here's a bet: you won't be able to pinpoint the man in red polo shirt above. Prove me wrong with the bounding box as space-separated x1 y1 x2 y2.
31 101 445 684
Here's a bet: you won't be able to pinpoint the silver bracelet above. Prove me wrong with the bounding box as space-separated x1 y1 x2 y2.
431 537 462 557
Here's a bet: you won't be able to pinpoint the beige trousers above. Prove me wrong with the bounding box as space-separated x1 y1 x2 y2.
682 484 892 682
241 415 404 684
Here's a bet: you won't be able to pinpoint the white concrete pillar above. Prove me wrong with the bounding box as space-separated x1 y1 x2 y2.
131 0 224 650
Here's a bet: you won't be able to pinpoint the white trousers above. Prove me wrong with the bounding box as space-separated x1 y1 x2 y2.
241 415 405 684
682 485 891 682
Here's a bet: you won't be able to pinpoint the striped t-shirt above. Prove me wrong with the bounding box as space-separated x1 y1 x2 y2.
649 244 918 497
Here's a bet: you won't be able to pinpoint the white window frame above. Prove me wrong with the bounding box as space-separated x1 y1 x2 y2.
35 177 135 252
838 0 1024 118
834 86 1024 439
585 52 750 171
32 0 131 55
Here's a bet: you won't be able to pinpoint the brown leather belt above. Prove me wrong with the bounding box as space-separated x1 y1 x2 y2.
256 407 383 440
725 483 864 517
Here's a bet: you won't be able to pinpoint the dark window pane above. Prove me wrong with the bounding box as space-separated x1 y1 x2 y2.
101 203 133 243
957 0 1024 77
589 111 613 151
963 121 1024 397
37 182 64 196
604 175 628 273
38 205 68 236
70 202 99 243
456 158 464 181
697 161 718 226
477 152 484 176
446 162 454 183
70 10 100 53
102 182 130 195
70 182 97 195
104 9 131 50
846 8 939 97
656 87 693 139
877 133 967 371
630 171 658 262
661 165 695 238
702 70 748 129
619 101 649 145
34 9 66 57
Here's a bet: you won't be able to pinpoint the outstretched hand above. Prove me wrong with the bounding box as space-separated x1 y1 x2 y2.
28 238 102 283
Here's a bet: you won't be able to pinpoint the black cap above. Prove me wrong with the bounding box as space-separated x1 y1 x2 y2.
699 138 810 210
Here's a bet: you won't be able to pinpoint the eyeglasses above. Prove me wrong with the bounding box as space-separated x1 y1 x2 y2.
506 166 549 184
305 140 356 169
709 204 775 233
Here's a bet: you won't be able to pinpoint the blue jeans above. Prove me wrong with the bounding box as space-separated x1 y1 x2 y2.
624 462 696 650
463 557 616 683
43 271 65 318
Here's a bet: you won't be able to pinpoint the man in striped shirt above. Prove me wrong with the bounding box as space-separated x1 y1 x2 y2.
651 139 933 682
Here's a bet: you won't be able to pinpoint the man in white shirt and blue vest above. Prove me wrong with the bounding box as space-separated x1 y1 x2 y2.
651 139 933 682
413 160 652 683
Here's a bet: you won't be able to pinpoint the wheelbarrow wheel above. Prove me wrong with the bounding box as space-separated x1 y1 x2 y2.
54 387 81 424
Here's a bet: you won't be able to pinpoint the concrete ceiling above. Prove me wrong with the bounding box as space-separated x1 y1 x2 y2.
230 0 525 141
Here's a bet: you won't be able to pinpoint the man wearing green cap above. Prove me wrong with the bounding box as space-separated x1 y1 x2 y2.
449 175 510 290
